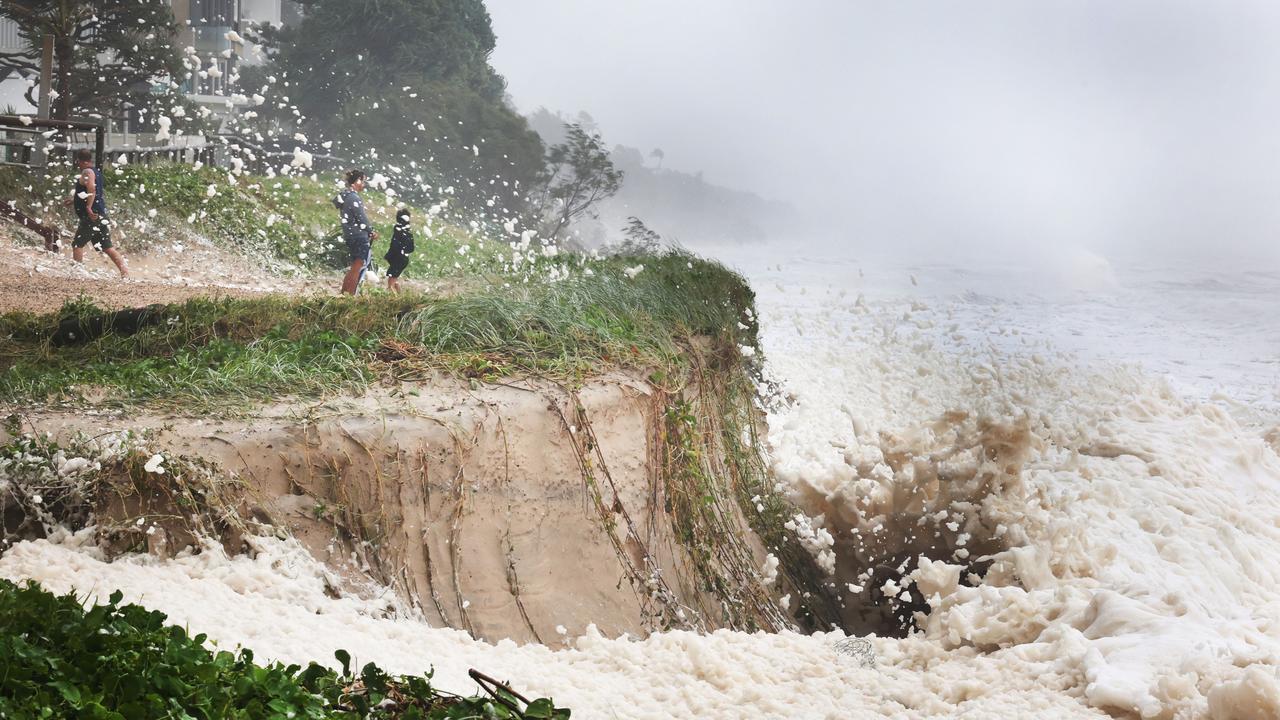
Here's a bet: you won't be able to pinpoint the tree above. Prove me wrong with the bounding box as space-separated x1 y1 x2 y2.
525 107 569 145
573 110 598 135
620 216 663 253
650 148 664 168
0 0 184 121
535 123 623 240
248 0 545 213
256 0 504 121
329 79 546 213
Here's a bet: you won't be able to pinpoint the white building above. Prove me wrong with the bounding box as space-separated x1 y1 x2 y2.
0 2 303 119
0 17 34 114
172 0 303 94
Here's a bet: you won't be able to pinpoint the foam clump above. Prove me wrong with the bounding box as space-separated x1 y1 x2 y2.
1208 666 1280 720
752 253 1280 718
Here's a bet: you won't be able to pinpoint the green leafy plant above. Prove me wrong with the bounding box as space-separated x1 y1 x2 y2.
0 579 570 718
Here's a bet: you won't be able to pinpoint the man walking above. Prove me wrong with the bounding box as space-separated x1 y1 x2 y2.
64 148 128 277
333 169 377 295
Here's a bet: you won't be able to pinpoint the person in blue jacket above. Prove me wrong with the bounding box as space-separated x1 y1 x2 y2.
333 169 377 295
384 207 414 293
63 149 128 277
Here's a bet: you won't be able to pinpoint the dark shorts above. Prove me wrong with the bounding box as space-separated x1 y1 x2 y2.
72 217 112 250
345 234 371 264
385 256 409 278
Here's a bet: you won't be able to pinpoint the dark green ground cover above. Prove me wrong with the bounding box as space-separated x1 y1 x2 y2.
0 579 568 718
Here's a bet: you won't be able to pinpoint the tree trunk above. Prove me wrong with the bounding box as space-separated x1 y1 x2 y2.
54 36 72 121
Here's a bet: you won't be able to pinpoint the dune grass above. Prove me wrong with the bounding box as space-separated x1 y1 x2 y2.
0 161 759 412
0 250 757 411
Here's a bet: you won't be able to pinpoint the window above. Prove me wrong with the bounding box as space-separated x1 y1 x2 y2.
191 0 237 26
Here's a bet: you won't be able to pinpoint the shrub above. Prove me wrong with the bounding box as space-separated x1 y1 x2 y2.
0 579 570 718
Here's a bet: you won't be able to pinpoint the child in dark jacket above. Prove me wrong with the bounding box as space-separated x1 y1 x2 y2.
384 208 415 292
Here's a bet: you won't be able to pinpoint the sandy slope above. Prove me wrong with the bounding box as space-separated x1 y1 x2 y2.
10 374 784 645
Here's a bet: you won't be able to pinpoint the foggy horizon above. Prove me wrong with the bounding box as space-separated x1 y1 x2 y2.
490 1 1280 263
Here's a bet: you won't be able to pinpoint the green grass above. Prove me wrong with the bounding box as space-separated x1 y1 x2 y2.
0 158 843 644
0 579 569 718
0 251 758 411
0 159 841 636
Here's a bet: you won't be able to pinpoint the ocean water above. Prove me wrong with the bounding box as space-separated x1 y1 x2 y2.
721 245 1280 718
719 246 1279 413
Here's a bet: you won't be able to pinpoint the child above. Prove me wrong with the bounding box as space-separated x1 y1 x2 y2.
384 207 415 292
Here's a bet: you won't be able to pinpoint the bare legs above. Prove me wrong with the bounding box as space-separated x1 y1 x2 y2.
386 275 401 292
341 258 366 295
72 244 129 278
104 248 129 277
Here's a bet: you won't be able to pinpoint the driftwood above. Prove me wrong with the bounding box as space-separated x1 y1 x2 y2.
468 669 531 716
0 203 63 251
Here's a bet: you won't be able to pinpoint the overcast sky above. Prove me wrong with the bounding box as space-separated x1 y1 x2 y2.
487 1 1280 261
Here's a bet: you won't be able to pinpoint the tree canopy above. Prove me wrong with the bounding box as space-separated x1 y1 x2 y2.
264 0 502 112
251 0 544 213
0 0 185 121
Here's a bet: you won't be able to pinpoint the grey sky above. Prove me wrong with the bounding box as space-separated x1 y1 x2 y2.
488 1 1280 261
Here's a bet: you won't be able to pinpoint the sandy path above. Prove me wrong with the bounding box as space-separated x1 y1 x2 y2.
0 264 286 314
0 233 330 314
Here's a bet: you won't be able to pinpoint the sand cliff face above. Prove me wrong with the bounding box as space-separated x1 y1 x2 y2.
11 370 804 644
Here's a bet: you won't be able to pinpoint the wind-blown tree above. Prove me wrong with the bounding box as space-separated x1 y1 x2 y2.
535 123 623 241
0 0 185 122
621 216 663 253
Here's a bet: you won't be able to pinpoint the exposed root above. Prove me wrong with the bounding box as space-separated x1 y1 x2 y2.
0 427 263 561
503 529 544 644
448 429 478 639
420 527 452 626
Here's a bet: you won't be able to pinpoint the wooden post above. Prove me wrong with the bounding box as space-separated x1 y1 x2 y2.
94 123 105 168
37 34 52 119
34 34 53 165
